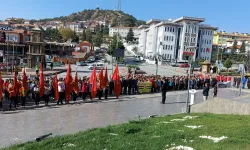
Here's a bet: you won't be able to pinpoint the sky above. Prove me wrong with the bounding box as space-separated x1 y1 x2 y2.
1 0 250 33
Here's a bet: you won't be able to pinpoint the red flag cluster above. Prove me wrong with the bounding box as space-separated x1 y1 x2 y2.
216 75 232 82
40 63 45 97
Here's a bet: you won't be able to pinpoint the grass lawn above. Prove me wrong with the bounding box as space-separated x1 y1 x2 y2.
3 113 250 150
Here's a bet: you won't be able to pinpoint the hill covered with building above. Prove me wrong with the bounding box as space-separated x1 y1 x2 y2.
22 8 146 27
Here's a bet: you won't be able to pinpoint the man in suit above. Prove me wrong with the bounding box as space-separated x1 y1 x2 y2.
161 78 168 104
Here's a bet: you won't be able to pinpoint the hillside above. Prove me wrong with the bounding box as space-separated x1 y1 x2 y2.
37 8 146 27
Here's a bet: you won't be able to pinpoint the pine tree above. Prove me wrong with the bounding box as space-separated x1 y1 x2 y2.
232 39 238 51
223 58 232 72
126 28 134 42
93 31 103 47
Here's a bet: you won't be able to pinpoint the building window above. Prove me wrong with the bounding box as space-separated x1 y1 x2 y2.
210 40 211 44
185 37 187 42
193 38 196 42
191 38 193 43
173 28 175 32
194 26 197 33
166 36 169 41
167 27 170 32
171 45 173 50
172 36 174 41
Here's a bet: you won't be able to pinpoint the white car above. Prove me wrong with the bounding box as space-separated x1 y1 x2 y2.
88 63 105 70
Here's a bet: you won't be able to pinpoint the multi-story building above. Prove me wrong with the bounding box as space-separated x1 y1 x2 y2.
138 16 218 62
65 22 83 34
109 26 141 40
213 31 250 46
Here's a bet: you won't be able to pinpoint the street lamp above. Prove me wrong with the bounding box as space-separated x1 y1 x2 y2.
185 46 198 113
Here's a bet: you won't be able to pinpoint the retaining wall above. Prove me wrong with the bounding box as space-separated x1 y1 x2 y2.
191 97 250 115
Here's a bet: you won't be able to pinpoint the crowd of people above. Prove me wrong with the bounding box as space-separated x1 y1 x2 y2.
0 71 222 110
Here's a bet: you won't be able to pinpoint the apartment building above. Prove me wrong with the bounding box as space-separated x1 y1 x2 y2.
213 31 250 46
138 16 218 62
109 26 141 40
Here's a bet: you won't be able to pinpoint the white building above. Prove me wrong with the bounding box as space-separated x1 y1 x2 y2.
65 22 83 34
138 16 218 62
109 26 141 40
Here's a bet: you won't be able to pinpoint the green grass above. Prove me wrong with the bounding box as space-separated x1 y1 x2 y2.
3 113 250 150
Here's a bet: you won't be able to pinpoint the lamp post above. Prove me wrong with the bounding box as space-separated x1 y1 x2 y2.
185 47 198 113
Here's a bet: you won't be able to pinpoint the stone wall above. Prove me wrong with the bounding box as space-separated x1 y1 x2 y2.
191 98 250 115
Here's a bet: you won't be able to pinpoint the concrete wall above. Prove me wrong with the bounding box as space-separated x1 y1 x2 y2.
191 97 250 115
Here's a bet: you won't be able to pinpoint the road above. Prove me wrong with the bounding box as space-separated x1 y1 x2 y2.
56 55 185 79
0 88 243 148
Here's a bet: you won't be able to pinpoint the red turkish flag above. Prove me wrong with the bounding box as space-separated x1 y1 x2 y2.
104 67 108 87
73 71 79 95
98 68 104 90
90 67 97 98
53 74 59 101
65 63 73 101
39 63 45 97
13 70 18 97
112 65 121 98
22 68 28 91
227 76 232 82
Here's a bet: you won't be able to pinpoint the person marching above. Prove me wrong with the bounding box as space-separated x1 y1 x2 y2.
8 81 16 110
33 83 40 105
81 79 88 101
44 81 51 106
19 83 27 107
57 78 65 105
72 82 78 103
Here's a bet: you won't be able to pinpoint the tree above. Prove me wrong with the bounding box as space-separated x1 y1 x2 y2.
81 29 87 41
95 24 101 33
93 32 103 47
85 28 93 43
72 31 79 43
232 40 238 51
126 28 134 42
199 58 205 63
223 58 232 72
44 28 62 42
103 25 109 35
238 41 246 62
108 35 125 55
59 28 75 42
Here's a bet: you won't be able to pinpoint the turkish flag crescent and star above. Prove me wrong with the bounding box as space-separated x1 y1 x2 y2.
104 67 108 87
90 67 97 98
53 74 59 101
65 63 73 101
73 71 79 95
112 65 121 98
0 72 3 100
98 68 104 90
39 63 45 97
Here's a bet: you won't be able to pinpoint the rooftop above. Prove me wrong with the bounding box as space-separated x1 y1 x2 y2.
199 24 218 30
110 26 140 29
173 16 205 23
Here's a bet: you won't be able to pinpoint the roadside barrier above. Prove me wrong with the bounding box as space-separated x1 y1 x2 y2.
138 82 152 94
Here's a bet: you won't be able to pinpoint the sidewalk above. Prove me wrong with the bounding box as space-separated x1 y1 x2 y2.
2 68 67 78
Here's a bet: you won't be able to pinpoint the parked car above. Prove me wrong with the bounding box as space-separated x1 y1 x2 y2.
76 61 87 66
88 63 105 70
179 63 190 68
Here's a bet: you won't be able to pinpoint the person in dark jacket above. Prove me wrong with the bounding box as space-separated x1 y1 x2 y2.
203 83 209 101
122 78 127 95
128 77 132 95
247 77 250 89
161 78 168 104
213 84 218 98
109 80 114 95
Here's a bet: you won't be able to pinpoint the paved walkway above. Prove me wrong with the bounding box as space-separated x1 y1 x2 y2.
0 88 244 148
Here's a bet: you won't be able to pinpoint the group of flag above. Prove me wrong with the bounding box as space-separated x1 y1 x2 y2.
0 62 122 102
199 74 232 82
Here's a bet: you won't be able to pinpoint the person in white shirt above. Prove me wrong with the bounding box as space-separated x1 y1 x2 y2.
44 81 51 106
57 78 65 105
33 84 40 105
